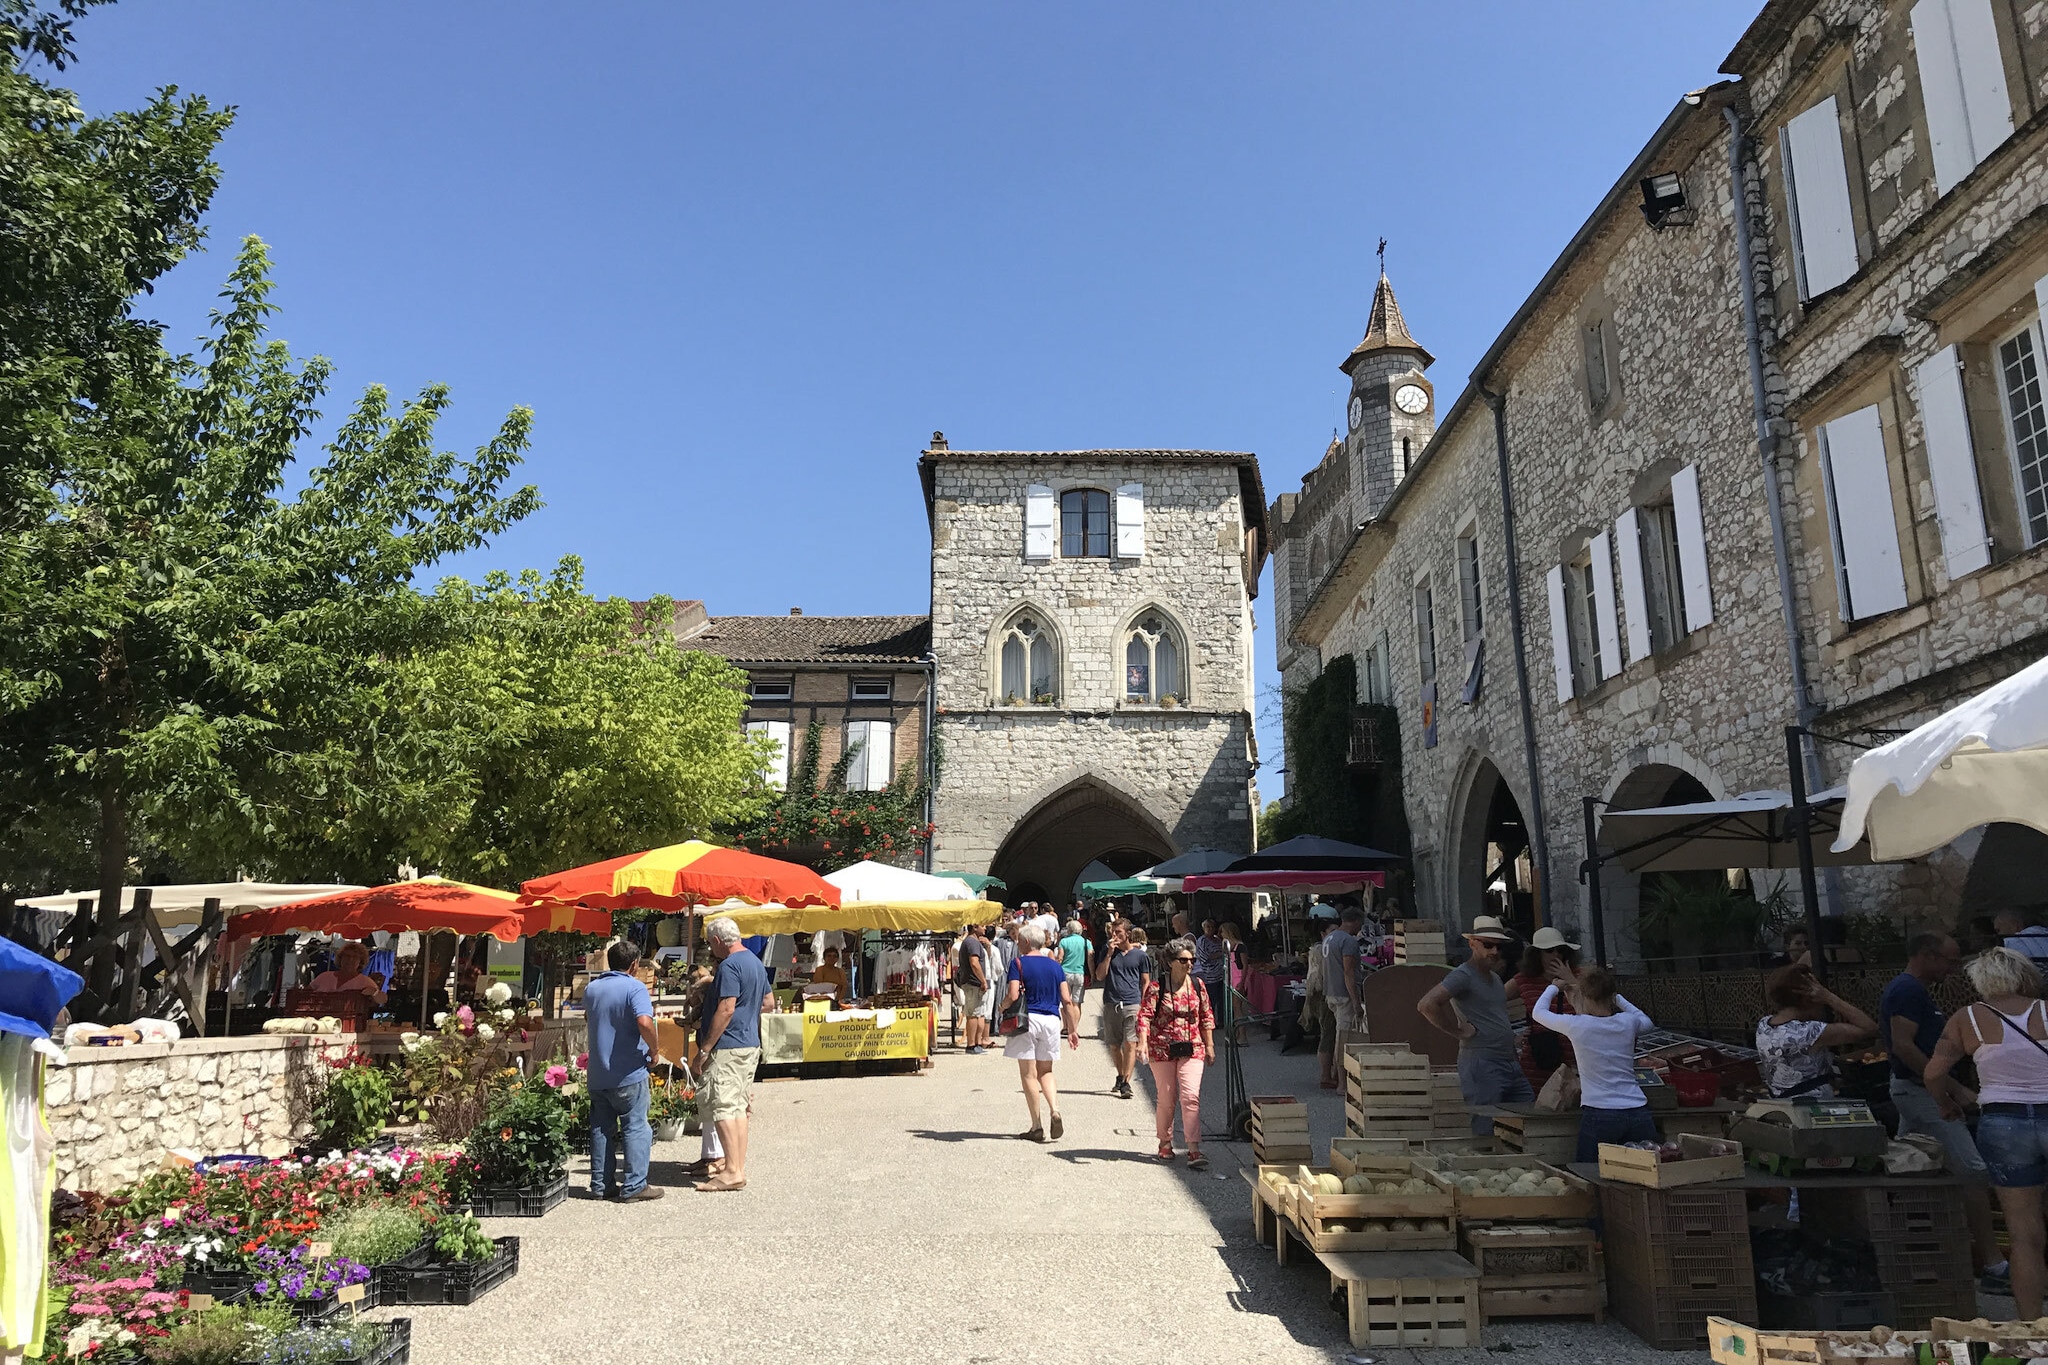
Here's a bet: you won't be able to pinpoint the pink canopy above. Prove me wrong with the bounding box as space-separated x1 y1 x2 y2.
1179 870 1385 895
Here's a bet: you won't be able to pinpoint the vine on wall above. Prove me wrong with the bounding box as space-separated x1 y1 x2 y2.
1263 655 1410 856
724 720 937 870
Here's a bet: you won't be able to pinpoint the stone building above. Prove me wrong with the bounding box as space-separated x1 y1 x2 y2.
682 606 932 795
919 435 1267 902
1272 0 2048 961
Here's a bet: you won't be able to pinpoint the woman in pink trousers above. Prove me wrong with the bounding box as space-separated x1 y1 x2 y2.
1137 937 1217 1169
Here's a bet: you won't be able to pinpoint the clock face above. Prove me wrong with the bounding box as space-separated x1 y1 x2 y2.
1347 395 1364 431
1394 383 1430 415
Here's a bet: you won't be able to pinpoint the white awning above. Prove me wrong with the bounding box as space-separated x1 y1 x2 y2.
19 882 367 929
1599 789 1871 873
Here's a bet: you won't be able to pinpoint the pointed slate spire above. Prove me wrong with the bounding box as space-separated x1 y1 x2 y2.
1342 271 1434 373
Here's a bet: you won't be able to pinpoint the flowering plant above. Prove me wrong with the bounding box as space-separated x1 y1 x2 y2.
396 1009 513 1137
648 1076 696 1125
48 1273 189 1359
463 1076 570 1190
249 1245 370 1303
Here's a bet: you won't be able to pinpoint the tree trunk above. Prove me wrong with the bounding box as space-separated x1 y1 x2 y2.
93 761 127 1005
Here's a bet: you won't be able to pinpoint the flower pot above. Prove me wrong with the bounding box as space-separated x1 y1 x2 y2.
653 1121 684 1142
683 1116 702 1136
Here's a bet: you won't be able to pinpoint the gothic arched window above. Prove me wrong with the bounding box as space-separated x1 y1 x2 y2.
999 613 1058 703
1123 611 1184 703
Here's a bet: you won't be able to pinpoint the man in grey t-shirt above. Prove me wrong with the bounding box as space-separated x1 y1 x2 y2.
1419 915 1534 1133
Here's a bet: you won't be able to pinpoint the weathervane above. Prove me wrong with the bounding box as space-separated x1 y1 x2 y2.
1377 237 1387 276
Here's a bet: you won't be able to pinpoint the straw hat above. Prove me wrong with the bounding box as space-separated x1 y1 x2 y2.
1530 927 1579 952
1465 915 1515 942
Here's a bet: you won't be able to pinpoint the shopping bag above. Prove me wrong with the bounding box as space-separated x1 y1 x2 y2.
997 990 1029 1037
1536 1063 1579 1112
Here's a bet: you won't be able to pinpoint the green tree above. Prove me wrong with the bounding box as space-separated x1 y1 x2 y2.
0 238 540 931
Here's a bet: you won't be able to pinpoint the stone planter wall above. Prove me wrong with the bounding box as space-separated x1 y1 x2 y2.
46 1035 355 1192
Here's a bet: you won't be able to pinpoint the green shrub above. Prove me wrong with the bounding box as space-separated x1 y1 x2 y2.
464 1077 570 1189
324 1203 423 1266
431 1211 497 1263
316 1064 393 1150
141 1304 294 1365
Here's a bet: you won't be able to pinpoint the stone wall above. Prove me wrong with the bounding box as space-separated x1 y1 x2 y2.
47 1036 354 1193
925 450 1261 885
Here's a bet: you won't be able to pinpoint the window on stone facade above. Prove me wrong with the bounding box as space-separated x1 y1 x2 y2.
1307 536 1327 580
1568 550 1606 693
1397 437 1412 483
1413 580 1437 687
1996 319 2048 547
844 719 893 791
1060 489 1111 557
1584 319 1613 413
749 674 793 701
998 613 1058 703
1639 500 1689 652
1361 628 1393 706
1123 612 1184 703
1455 528 1482 643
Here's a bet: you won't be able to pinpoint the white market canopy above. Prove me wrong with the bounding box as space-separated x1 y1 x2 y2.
19 882 368 929
1834 653 2048 861
1597 789 1870 872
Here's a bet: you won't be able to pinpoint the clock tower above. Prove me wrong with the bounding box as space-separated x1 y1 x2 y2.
1341 270 1436 518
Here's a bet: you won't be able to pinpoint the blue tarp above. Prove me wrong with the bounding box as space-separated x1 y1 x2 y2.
0 937 83 1040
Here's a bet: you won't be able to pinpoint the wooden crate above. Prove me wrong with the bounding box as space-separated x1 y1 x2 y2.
1345 1106 1433 1139
1250 1094 1307 1123
1490 1110 1579 1164
1462 1224 1605 1321
1249 1164 1294 1246
1283 1158 1457 1253
1331 1135 1499 1175
1321 1248 1481 1350
1706 1318 1930 1365
1598 1135 1744 1188
1344 1043 1430 1079
1428 1156 1597 1222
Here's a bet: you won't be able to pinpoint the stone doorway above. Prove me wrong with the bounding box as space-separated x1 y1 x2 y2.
987 774 1174 909
1448 757 1535 939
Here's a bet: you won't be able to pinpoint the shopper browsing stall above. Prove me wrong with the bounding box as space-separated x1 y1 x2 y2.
695 917 769 1193
1530 962 1656 1161
1418 916 1532 1129
1755 963 1877 1099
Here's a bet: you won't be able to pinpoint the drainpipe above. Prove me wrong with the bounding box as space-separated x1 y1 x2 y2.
920 652 938 873
1479 385 1553 922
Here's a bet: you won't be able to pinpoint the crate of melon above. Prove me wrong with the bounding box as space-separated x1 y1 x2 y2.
1284 1157 1457 1252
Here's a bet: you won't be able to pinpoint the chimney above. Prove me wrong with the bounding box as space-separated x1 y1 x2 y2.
930 430 948 450
789 607 803 616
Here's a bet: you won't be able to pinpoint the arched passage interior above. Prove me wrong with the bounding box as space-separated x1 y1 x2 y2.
988 776 1175 910
1598 763 1716 968
1449 758 1535 939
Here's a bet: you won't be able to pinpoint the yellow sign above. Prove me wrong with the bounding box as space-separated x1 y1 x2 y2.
801 1007 930 1062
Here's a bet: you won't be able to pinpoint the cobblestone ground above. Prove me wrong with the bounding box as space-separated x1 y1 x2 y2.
376 1008 1709 1365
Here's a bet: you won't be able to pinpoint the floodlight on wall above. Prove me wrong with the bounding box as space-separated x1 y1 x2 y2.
1640 172 1694 229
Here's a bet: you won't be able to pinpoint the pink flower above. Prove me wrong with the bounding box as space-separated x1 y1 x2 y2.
575 1052 588 1069
70 1304 111 1317
456 1005 474 1026
544 1065 568 1088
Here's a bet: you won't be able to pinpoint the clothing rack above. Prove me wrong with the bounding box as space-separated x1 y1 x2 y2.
871 929 962 1047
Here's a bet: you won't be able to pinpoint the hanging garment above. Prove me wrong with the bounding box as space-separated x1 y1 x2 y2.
0 1034 58 1360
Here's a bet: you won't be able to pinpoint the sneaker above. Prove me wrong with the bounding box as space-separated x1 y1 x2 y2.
1980 1268 2013 1296
965 1045 985 1055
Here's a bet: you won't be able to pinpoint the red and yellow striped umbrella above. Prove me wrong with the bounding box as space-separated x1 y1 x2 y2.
519 840 838 913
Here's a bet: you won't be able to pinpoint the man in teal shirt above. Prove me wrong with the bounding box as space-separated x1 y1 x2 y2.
1058 920 1092 1042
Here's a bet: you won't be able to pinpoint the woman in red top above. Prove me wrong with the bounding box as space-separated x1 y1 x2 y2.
1516 928 1580 1089
1138 937 1217 1169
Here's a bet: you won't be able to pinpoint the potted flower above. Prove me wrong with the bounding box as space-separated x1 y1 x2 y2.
648 1075 697 1142
462 1077 571 1217
1160 693 1179 709
250 1244 372 1320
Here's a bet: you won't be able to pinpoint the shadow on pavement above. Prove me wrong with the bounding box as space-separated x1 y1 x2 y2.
905 1128 1030 1143
1046 1146 1163 1166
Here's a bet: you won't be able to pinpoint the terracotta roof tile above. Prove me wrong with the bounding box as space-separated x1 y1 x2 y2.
687 614 931 665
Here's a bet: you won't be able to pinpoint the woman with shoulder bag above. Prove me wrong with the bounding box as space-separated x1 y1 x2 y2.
1138 936 1217 1168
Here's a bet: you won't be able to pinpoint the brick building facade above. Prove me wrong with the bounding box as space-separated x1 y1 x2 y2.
1272 0 2048 961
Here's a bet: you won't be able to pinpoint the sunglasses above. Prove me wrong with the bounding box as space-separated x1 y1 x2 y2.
1173 956 1194 963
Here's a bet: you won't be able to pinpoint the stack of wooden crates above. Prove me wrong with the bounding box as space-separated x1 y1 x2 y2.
1439 1156 1606 1323
1248 1095 1312 1165
1393 920 1447 965
1344 1043 1468 1138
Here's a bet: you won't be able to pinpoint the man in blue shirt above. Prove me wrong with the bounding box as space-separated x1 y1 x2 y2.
583 940 663 1202
695 916 770 1192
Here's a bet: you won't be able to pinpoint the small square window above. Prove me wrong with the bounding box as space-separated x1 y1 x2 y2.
749 674 794 701
850 676 892 701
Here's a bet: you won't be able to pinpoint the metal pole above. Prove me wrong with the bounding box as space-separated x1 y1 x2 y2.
1482 387 1554 920
1581 797 1608 967
1786 725 1829 986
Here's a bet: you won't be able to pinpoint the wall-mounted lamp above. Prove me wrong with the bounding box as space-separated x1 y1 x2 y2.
1640 173 1694 229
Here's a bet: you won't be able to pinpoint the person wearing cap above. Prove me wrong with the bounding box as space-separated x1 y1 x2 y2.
1418 915 1533 1131
1514 928 1580 1090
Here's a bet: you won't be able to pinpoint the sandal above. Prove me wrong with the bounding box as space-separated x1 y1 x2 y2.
1157 1142 1176 1161
1018 1128 1046 1142
1188 1150 1209 1170
693 1176 747 1192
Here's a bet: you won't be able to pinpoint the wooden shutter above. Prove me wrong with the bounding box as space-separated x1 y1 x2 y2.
1115 482 1145 558
1670 464 1715 632
1782 98 1859 297
1588 531 1623 681
1818 406 1910 619
865 720 892 790
1545 565 1574 703
1914 345 1992 580
1914 0 2013 194
1024 483 1056 561
1615 507 1652 663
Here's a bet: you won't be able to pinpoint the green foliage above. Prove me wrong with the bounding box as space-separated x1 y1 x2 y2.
430 1211 496 1264
1263 658 1408 853
323 1203 423 1267
140 1303 293 1365
395 1015 510 1139
728 718 935 869
464 1077 570 1190
315 1064 392 1151
243 1320 390 1365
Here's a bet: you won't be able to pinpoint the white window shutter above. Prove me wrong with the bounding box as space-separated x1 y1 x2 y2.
1783 98 1860 296
1952 0 2015 164
1670 464 1716 632
1914 345 1992 580
1589 530 1623 680
747 720 790 790
1115 482 1145 558
1913 0 2011 194
865 720 892 790
1545 565 1574 703
1819 406 1911 619
842 722 866 791
1024 483 1056 561
1615 508 1652 663
2034 273 2048 321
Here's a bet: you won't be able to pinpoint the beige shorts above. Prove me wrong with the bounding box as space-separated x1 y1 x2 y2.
1102 1001 1140 1047
703 1046 760 1123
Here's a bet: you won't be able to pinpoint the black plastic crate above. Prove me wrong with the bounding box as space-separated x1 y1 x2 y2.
1889 1283 1978 1330
1600 1184 1754 1289
385 1236 520 1307
1803 1186 1963 1242
329 1317 410 1365
1758 1290 1896 1330
179 1265 253 1298
466 1171 567 1218
368 1239 434 1304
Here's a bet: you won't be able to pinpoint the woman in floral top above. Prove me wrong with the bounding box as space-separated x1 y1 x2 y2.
1139 937 1217 1169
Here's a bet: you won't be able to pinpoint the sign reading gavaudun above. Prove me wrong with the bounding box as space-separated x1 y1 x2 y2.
801 1006 930 1062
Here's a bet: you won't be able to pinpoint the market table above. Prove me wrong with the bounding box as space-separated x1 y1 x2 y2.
1244 970 1302 1018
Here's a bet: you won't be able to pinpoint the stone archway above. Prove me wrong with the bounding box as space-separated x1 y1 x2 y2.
1596 761 1717 968
1961 824 2048 925
988 774 1176 910
1445 754 1536 939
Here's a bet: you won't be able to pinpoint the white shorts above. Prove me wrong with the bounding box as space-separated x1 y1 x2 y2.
1004 1012 1063 1062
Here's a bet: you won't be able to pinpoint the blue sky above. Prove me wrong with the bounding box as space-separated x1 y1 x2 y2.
65 1 1759 796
